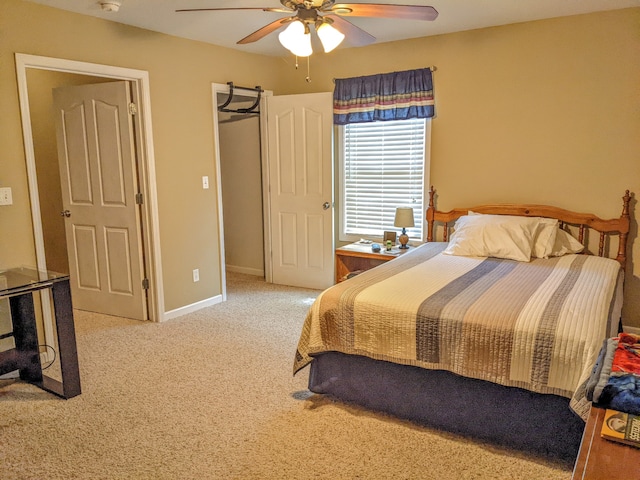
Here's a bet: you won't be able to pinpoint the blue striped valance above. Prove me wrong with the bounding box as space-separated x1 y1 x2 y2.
333 68 435 125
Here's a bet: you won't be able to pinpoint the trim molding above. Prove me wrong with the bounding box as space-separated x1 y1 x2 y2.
226 265 264 277
624 326 640 335
163 295 223 321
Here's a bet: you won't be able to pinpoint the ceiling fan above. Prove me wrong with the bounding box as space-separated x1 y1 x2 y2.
177 1 438 56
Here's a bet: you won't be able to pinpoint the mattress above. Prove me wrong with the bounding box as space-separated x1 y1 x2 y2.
295 242 623 420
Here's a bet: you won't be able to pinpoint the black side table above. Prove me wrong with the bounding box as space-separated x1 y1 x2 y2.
0 267 81 398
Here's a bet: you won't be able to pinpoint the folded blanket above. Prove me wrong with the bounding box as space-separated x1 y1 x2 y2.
599 375 640 414
594 333 640 415
611 333 640 375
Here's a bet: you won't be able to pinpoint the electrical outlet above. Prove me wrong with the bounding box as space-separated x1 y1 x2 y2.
0 187 13 206
193 269 199 282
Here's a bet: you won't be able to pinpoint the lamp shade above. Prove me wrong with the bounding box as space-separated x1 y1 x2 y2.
394 207 415 228
317 22 345 53
278 21 312 57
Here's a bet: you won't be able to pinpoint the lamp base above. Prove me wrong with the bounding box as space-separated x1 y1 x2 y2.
398 233 409 249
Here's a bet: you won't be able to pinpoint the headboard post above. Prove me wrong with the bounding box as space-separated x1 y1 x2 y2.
426 186 436 242
615 190 631 266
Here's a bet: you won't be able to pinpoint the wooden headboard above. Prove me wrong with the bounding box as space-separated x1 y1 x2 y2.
425 186 631 267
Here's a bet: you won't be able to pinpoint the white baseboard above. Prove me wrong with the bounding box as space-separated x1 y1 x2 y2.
163 295 223 321
226 265 264 277
623 325 640 335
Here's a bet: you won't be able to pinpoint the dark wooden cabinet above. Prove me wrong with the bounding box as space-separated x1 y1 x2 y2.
572 406 640 479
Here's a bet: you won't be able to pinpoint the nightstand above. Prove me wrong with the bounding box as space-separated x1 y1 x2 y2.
335 242 414 283
572 406 640 479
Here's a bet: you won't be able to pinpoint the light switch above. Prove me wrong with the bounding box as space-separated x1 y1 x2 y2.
0 187 13 206
202 176 209 189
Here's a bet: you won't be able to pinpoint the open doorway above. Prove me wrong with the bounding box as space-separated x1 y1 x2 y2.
15 54 164 329
26 71 117 274
212 83 272 301
217 92 265 277
212 86 336 295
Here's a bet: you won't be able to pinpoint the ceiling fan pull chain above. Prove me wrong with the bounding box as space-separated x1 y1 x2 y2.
306 56 311 83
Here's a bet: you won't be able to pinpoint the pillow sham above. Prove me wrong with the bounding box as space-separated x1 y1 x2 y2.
443 214 540 262
550 229 584 256
467 211 558 259
532 218 559 259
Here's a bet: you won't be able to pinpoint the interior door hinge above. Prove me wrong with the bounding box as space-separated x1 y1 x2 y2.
129 102 137 115
142 278 149 290
135 192 143 204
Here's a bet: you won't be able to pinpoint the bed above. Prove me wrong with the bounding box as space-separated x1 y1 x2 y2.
294 188 631 462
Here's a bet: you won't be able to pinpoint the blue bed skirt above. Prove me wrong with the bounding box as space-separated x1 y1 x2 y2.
308 351 584 464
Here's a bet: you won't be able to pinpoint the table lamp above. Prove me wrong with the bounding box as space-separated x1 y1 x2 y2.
394 207 415 249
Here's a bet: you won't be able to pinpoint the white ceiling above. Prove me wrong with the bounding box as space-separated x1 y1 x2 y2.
26 0 640 56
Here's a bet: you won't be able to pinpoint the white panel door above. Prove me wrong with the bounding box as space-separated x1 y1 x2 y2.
53 81 147 320
267 92 334 290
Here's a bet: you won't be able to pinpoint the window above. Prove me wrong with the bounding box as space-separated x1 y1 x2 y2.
339 117 429 242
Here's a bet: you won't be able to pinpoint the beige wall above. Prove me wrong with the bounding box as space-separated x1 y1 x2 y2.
0 0 286 313
2 1 638 326
285 8 639 327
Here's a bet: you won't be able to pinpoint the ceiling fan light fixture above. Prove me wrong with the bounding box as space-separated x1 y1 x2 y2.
278 20 313 57
317 22 345 53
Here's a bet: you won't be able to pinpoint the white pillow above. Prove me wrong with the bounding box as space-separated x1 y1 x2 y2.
443 214 540 262
532 218 559 259
550 229 584 256
467 212 558 259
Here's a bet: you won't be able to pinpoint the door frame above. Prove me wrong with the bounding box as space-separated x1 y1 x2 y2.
15 53 165 325
211 83 273 300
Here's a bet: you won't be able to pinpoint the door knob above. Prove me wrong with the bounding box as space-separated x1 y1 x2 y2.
322 202 331 210
60 210 71 217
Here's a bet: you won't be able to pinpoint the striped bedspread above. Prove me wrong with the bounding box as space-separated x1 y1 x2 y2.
294 243 622 419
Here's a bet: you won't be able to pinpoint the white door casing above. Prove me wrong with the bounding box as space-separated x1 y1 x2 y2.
53 81 147 320
266 92 334 290
15 53 163 325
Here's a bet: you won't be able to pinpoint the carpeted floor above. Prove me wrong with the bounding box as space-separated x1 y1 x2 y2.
0 272 575 479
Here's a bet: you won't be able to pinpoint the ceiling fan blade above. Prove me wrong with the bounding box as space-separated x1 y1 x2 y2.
329 4 438 21
175 8 293 14
325 15 376 47
237 17 294 44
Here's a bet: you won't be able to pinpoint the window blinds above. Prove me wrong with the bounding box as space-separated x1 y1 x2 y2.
342 118 426 239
